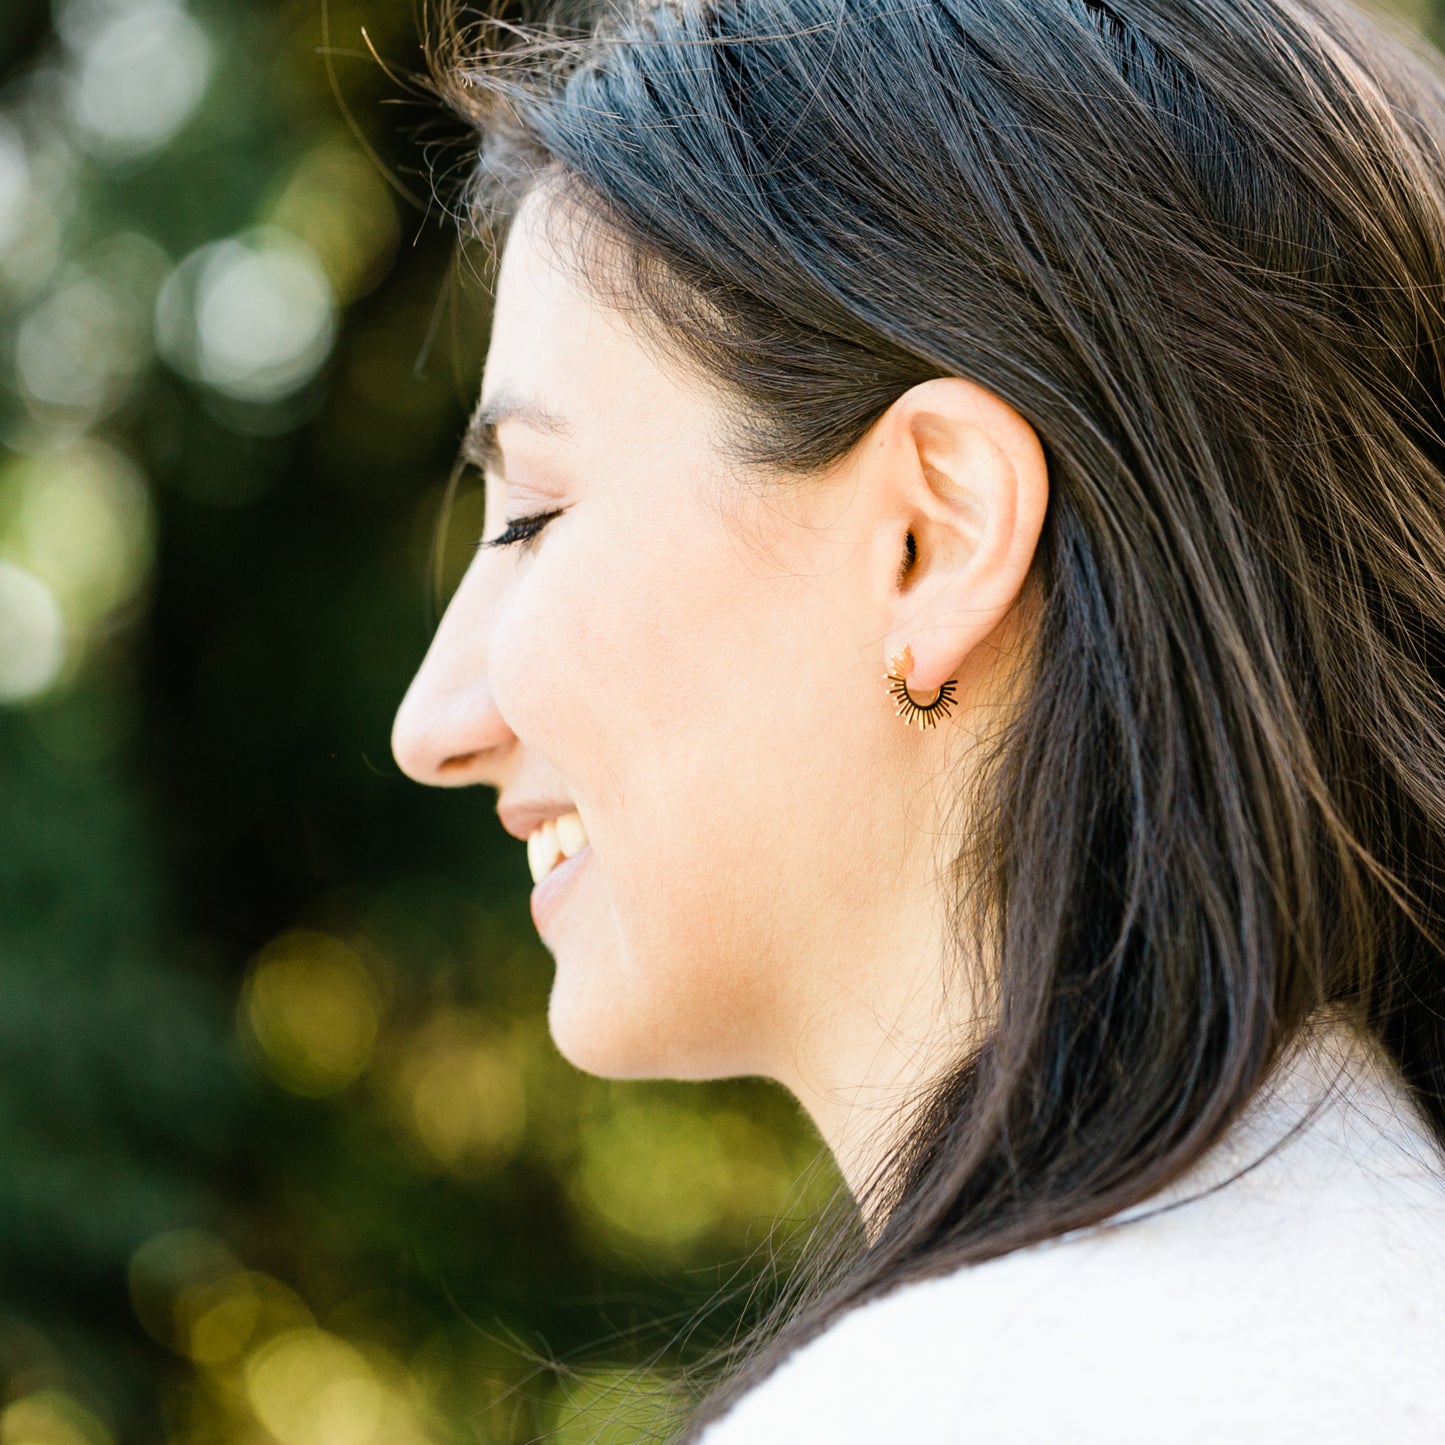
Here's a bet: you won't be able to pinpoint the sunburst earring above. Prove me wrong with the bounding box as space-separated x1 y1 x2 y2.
885 645 959 731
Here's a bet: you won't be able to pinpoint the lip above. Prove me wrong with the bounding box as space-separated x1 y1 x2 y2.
498 798 580 843
529 843 592 934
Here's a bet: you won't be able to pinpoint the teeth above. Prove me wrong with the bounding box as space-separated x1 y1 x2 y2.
555 811 587 859
526 819 557 884
526 810 589 884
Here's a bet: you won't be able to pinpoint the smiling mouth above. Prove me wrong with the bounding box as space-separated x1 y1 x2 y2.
526 810 590 884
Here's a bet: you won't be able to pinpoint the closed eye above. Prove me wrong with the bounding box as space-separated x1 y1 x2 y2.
477 507 564 553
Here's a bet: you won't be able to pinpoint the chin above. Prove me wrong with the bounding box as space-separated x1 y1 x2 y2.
545 965 738 1083
546 981 668 1079
539 864 755 1082
538 872 658 1076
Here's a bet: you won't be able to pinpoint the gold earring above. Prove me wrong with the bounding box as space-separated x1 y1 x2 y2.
885 645 959 730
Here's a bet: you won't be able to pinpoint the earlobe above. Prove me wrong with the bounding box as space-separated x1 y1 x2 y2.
875 377 1048 698
884 643 961 730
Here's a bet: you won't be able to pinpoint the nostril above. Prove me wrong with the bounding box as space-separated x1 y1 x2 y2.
437 750 482 775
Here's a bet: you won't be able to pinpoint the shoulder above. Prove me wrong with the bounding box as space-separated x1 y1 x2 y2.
698 1057 1445 1444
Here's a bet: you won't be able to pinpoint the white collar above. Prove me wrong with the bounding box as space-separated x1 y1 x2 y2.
1105 1008 1444 1229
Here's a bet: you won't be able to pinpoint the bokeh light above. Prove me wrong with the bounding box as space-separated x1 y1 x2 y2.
569 1094 810 1262
381 1009 528 1175
177 1270 264 1368
58 0 212 161
540 1368 680 1445
245 1329 382 1445
0 117 31 253
0 120 67 301
0 438 154 636
0 1391 112 1445
244 1329 439 1445
264 141 401 305
240 929 385 1096
15 267 150 420
0 560 65 702
128 1230 243 1356
156 227 337 406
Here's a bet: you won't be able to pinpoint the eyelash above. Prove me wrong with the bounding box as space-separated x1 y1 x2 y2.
477 507 564 554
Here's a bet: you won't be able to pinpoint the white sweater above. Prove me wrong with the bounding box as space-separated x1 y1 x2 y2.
699 1018 1445 1443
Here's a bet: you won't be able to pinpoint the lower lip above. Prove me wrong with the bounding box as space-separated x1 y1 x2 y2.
530 844 592 933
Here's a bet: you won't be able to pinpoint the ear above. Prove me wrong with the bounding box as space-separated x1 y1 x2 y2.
865 377 1048 696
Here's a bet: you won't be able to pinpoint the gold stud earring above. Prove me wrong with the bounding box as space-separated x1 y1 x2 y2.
884 644 959 730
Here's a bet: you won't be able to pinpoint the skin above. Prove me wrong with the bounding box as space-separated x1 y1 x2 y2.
392 190 1049 1203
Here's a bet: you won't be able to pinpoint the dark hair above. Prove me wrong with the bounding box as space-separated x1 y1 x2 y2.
425 0 1445 1433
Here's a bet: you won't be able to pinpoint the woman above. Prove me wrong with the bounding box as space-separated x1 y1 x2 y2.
390 0 1445 1438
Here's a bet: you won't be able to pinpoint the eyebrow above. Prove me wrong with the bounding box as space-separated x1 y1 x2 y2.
462 390 575 471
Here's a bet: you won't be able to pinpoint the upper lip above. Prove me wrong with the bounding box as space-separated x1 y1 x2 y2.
497 798 580 842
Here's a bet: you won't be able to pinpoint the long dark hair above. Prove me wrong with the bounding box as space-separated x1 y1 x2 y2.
424 0 1445 1433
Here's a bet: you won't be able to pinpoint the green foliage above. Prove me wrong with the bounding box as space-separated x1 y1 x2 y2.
0 1 835 1440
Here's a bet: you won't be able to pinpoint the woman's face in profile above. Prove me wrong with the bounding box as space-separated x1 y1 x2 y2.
391 192 965 1094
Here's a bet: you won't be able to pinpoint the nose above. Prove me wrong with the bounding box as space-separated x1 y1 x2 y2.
392 567 514 788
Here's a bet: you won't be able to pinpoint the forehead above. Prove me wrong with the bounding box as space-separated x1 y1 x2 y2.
474 196 720 472
488 198 602 366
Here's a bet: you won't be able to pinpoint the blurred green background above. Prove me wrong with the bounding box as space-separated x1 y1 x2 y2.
1 0 1441 1441
0 1 837 1441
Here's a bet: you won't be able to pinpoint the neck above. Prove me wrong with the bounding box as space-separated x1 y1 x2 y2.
779 885 963 1221
786 1004 1420 1240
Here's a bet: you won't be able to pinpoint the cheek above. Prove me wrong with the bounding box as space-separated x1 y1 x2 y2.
490 516 872 1078
497 518 860 881
549 847 782 1080
486 557 605 753
491 524 734 792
